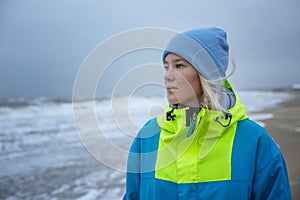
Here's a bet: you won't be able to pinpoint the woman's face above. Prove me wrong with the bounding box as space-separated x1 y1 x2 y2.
164 53 203 107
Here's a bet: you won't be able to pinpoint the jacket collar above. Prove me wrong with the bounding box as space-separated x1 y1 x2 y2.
157 80 248 138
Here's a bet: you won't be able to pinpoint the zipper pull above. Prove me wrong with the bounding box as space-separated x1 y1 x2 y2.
186 112 197 137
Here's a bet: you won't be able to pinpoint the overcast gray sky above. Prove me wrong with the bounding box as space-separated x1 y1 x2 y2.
0 0 299 98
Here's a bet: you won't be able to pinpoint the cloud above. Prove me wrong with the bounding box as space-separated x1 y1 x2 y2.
0 0 299 97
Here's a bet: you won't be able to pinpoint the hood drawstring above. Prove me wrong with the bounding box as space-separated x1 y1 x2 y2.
215 112 232 127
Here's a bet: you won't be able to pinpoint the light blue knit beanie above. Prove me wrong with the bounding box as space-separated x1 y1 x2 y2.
162 27 229 80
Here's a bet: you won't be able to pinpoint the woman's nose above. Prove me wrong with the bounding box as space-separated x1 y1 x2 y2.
164 68 175 81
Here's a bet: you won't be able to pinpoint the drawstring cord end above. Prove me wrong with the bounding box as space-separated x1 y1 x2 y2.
166 107 176 121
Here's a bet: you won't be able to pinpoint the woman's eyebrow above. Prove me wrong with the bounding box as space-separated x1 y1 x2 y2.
164 58 185 64
173 58 184 63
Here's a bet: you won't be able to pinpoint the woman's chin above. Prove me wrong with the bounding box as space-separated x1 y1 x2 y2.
167 96 179 105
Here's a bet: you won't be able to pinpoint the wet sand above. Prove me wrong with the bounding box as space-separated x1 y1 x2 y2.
260 90 300 199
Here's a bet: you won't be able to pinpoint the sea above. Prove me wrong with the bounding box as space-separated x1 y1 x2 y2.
0 90 293 200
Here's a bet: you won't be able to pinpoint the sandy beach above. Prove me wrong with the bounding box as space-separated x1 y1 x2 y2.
260 90 300 199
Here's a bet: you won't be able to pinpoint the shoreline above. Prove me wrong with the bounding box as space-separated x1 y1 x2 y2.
256 90 300 199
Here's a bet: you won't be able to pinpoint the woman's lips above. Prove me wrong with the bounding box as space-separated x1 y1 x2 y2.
166 86 177 93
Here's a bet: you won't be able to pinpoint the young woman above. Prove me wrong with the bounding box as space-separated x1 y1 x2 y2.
123 27 292 199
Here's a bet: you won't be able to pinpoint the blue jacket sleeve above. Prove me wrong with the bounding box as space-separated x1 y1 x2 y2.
252 154 291 199
251 131 292 200
123 136 141 200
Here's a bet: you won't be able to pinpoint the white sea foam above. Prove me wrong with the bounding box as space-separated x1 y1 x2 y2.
238 90 293 125
238 90 292 113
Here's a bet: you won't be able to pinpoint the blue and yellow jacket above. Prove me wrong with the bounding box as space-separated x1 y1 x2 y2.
123 84 291 200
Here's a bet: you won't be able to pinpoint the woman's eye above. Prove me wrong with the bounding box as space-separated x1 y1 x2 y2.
176 64 184 68
164 65 169 70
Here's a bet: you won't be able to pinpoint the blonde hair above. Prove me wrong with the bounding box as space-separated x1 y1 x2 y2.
198 60 235 113
199 75 227 113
